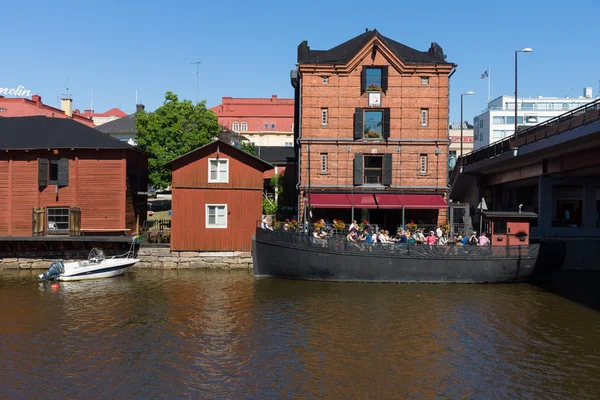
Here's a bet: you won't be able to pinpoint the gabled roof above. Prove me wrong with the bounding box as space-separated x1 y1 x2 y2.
218 126 249 144
298 29 453 66
258 146 296 164
164 139 273 171
0 95 95 127
95 114 137 134
0 116 141 151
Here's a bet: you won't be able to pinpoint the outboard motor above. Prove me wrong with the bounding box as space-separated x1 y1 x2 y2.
38 261 65 281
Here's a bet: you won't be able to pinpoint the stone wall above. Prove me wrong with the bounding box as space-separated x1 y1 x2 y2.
136 247 253 269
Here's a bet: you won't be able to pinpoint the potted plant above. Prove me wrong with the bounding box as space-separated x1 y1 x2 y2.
287 219 299 232
366 83 382 92
332 219 346 234
406 220 418 232
359 220 369 230
366 130 382 139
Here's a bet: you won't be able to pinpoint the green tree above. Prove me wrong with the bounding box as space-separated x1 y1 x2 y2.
239 141 257 156
135 91 219 189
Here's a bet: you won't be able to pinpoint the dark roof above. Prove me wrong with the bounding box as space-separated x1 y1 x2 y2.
218 126 249 144
258 146 296 164
95 114 137 134
483 211 538 218
298 29 453 66
0 116 141 151
164 139 273 170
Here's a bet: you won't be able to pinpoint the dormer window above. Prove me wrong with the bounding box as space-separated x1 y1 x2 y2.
361 66 388 93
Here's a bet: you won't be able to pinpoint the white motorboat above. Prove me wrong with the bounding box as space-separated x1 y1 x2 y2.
39 245 139 282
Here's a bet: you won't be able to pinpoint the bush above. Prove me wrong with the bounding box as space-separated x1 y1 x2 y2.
262 198 278 215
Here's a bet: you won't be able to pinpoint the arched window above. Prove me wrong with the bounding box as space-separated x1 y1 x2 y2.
232 121 239 131
241 121 248 131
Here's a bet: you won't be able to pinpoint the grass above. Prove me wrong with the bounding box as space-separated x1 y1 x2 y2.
148 210 171 221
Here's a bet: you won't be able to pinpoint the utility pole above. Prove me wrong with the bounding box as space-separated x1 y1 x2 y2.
191 61 201 104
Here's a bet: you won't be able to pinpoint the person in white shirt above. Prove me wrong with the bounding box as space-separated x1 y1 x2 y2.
262 217 272 231
377 231 387 244
436 226 443 238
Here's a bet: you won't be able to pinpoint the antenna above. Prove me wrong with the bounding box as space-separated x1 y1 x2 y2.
191 61 201 104
59 78 74 99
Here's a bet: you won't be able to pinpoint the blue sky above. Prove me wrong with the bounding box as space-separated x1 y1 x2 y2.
1 0 598 122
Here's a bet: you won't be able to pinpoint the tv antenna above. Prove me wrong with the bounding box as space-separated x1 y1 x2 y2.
191 61 201 104
60 78 74 99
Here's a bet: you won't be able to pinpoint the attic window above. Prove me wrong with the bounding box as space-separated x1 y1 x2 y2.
322 76 329 84
361 66 388 93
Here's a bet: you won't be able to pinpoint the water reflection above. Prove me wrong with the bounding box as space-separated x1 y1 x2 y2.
1 270 599 399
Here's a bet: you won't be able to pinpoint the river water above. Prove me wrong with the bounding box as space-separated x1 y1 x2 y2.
1 270 599 399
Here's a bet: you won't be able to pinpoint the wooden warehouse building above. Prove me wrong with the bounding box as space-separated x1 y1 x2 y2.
0 116 148 237
166 139 273 251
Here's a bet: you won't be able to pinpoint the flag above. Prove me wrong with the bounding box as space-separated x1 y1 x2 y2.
480 70 489 79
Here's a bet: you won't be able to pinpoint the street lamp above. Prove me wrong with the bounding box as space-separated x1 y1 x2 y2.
460 91 474 166
514 48 533 148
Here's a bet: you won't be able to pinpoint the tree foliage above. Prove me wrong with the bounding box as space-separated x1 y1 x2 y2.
135 91 220 189
239 141 258 156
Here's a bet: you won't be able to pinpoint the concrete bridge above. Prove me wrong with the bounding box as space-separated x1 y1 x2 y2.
450 98 600 239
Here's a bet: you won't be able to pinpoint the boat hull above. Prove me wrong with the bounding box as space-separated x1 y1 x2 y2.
57 259 139 281
253 232 539 283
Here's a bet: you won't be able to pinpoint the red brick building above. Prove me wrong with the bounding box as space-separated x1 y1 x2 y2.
166 140 273 251
210 95 294 147
0 95 95 127
292 29 455 231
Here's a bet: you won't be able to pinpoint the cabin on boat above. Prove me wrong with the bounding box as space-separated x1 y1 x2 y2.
483 211 538 246
165 139 273 251
0 116 148 237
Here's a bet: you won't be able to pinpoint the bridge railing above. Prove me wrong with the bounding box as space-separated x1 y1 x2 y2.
462 97 600 167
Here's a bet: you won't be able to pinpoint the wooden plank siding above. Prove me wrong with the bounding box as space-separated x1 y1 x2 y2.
170 141 272 251
0 149 147 237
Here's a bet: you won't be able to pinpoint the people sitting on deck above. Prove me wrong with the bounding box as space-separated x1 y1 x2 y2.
436 226 443 239
426 231 437 246
468 231 478 245
460 233 468 246
437 232 448 245
398 230 408 244
313 227 327 247
377 230 388 244
454 234 464 246
478 232 490 246
262 216 272 231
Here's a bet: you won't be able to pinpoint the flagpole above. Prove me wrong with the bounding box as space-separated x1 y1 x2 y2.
488 67 491 103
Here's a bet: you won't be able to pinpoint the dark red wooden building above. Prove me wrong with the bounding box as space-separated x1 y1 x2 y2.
0 116 148 237
166 139 273 251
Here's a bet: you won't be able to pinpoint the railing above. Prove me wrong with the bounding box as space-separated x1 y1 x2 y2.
255 228 538 259
481 102 590 113
141 219 171 245
463 97 600 166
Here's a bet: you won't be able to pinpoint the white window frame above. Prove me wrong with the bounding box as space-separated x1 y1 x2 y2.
205 204 227 229
240 121 248 131
208 158 229 183
320 153 328 173
420 109 428 127
419 154 428 174
322 76 329 84
321 108 328 126
47 207 70 234
232 121 239 131
421 77 429 85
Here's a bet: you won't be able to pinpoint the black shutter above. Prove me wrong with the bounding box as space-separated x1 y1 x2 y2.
354 108 363 140
57 158 69 187
38 158 49 187
383 108 391 139
353 154 363 186
381 66 389 92
383 154 392 186
361 67 366 94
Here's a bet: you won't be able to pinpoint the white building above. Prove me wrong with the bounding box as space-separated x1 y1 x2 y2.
473 87 597 150
448 122 474 170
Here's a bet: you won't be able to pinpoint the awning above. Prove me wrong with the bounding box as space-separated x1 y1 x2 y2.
308 193 377 209
375 194 447 209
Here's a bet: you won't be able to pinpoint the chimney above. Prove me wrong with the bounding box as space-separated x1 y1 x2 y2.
32 94 42 107
271 95 277 102
61 98 73 117
84 109 94 115
584 87 592 99
136 104 145 113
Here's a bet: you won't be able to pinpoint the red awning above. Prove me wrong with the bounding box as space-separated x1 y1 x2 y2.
375 194 447 209
308 193 377 209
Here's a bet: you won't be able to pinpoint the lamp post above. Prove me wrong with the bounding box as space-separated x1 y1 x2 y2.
460 91 474 166
514 48 533 148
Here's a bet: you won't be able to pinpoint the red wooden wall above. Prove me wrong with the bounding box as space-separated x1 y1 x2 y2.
170 142 270 251
0 149 147 236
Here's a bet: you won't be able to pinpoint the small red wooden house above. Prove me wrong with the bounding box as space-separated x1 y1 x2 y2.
0 116 148 237
166 139 273 251
483 211 537 246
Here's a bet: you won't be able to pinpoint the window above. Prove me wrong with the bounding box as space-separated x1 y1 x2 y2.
320 153 328 173
284 142 293 147
493 220 507 234
492 130 511 139
208 158 229 183
322 76 329 84
321 108 328 125
362 66 388 93
366 68 382 91
492 116 505 124
479 119 484 128
271 123 275 129
39 158 69 187
49 160 59 185
449 150 457 159
47 207 70 234
505 116 524 125
363 156 383 184
420 109 429 127
421 77 429 85
232 121 239 131
206 205 227 228
364 110 383 138
419 154 428 174
240 121 248 131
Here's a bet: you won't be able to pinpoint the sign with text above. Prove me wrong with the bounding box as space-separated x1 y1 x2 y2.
450 136 473 143
0 85 32 97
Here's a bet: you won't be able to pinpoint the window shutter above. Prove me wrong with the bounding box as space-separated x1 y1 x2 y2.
70 206 81 236
381 66 389 92
354 108 363 140
57 158 69 187
353 154 363 186
383 108 391 139
383 154 393 186
38 158 49 187
361 67 366 94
